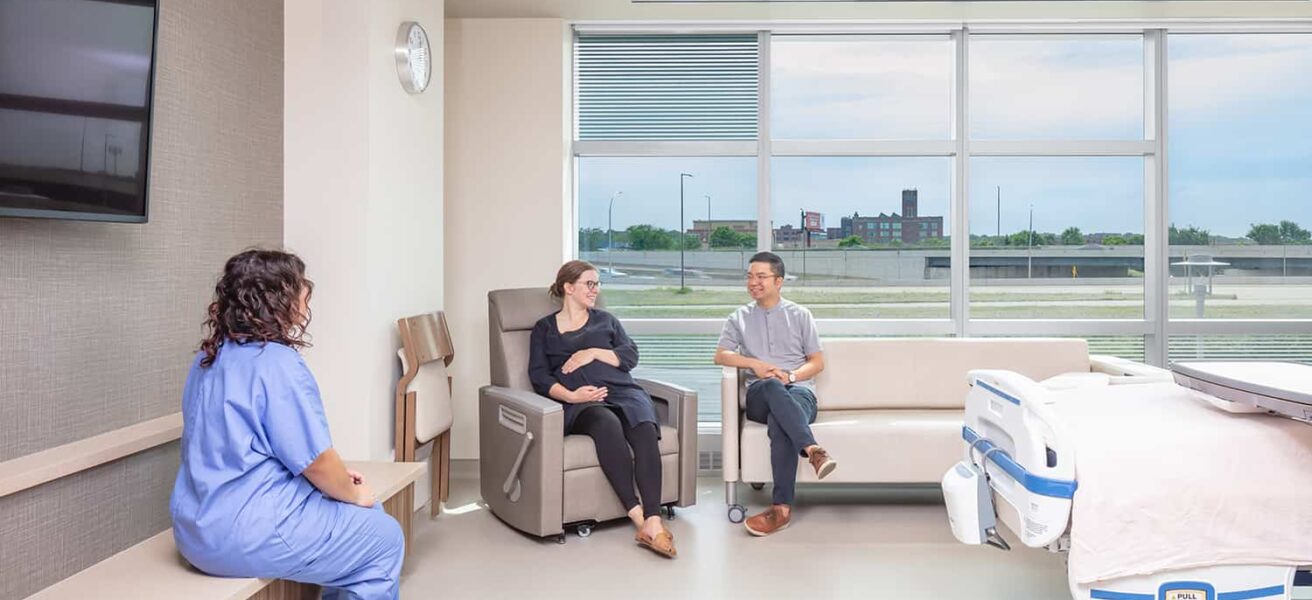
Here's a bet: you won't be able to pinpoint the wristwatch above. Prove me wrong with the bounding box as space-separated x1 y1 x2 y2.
787 371 796 383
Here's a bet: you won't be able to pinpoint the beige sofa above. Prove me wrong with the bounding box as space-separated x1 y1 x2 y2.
720 337 1171 522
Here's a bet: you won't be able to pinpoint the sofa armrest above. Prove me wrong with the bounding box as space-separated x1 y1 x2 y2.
478 385 565 537
721 366 742 483
1089 355 1174 383
636 378 698 507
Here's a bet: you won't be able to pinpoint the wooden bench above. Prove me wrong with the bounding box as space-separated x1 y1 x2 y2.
29 460 424 600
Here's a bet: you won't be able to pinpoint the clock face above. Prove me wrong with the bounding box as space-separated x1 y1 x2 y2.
396 22 430 94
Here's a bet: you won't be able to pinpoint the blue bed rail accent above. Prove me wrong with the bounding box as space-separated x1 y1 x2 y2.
1088 584 1284 600
975 379 1022 406
962 426 1078 499
1089 591 1152 600
1218 585 1286 600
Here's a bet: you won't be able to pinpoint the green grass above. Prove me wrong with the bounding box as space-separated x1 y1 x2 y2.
610 302 1312 320
602 287 1137 307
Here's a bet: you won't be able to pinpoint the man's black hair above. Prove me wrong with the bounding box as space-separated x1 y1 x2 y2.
749 251 786 278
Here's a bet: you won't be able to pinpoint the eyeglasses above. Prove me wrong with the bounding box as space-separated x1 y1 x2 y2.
577 280 602 290
745 273 781 282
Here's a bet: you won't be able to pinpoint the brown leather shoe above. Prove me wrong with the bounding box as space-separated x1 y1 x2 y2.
635 528 677 558
744 505 791 537
808 446 837 480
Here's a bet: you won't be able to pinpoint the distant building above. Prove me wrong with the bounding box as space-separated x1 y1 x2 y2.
689 219 756 245
774 224 804 245
840 189 944 245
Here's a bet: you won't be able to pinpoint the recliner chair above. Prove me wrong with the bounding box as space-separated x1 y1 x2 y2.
479 288 697 541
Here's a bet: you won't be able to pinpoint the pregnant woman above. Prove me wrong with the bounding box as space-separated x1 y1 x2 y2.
528 260 676 558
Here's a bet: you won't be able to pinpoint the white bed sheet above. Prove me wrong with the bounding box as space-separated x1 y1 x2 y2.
1046 381 1312 584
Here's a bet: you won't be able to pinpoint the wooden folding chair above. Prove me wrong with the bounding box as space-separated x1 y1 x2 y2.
396 311 455 518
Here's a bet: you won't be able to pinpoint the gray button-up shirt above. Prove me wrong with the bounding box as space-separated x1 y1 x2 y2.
716 298 823 391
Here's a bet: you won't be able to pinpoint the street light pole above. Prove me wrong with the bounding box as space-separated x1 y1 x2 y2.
608 191 623 276
1027 204 1034 279
680 173 694 290
705 194 711 246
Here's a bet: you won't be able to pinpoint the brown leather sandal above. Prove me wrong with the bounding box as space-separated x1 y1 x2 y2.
635 529 677 558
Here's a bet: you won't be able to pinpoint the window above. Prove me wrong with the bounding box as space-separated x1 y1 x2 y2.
771 157 952 318
1167 34 1312 320
577 157 757 319
969 157 1145 319
771 35 953 140
572 28 1312 414
966 35 1147 321
970 35 1144 140
1170 335 1312 363
576 34 759 140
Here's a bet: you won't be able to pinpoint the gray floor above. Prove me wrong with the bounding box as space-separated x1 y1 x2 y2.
399 474 1071 599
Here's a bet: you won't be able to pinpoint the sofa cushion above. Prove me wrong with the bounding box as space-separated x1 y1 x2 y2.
739 409 964 484
564 425 680 471
812 338 1090 410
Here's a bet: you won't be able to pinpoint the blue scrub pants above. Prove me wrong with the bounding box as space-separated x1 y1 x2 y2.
183 500 404 600
744 378 819 506
299 503 404 600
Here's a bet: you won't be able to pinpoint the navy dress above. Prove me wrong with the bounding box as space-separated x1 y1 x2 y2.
528 308 658 434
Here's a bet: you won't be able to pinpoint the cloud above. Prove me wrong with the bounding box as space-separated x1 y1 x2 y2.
771 37 953 139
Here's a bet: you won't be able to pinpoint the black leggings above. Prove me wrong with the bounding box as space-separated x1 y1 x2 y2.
569 405 662 520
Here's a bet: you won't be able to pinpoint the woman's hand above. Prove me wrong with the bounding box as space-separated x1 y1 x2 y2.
568 385 608 403
353 481 378 508
561 348 597 374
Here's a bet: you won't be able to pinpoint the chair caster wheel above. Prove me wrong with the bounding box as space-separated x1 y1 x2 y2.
750 483 765 491
728 504 746 524
555 534 567 544
664 506 676 520
576 524 593 538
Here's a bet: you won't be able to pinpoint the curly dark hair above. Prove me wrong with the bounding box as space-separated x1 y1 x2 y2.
199 249 313 367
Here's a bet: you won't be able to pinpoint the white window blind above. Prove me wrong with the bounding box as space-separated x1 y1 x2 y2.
576 34 760 141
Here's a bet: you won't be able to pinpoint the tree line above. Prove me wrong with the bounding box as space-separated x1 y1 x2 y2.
580 220 1310 251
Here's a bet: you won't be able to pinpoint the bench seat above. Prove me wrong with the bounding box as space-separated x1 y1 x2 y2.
30 461 424 600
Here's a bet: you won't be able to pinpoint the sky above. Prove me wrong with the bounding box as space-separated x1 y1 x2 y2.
577 34 1312 240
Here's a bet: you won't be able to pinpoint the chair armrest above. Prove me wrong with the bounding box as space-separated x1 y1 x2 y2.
1089 355 1174 383
478 385 565 537
635 378 694 429
636 377 698 508
721 366 742 483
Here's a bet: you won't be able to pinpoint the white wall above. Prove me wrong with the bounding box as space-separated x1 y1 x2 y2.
444 18 571 459
446 0 1312 21
285 0 444 462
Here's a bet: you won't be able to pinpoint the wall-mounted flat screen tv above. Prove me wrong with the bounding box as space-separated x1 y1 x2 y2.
0 0 158 223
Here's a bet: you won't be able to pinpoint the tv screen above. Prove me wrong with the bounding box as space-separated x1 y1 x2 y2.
0 0 158 223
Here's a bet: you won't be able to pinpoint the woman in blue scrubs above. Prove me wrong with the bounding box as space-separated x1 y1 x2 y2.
171 250 404 600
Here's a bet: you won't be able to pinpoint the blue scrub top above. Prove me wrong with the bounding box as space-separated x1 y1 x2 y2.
170 339 334 574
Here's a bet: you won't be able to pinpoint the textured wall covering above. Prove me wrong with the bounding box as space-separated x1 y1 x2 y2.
0 0 283 461
0 0 282 596
0 444 180 598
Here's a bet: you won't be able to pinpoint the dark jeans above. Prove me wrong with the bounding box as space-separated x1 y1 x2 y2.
744 378 818 506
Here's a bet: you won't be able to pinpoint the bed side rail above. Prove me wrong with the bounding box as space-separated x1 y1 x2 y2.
964 369 1076 548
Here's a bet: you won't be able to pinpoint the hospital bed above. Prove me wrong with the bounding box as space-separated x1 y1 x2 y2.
944 365 1312 600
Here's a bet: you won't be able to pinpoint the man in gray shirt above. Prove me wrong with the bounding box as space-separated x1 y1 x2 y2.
715 252 837 537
